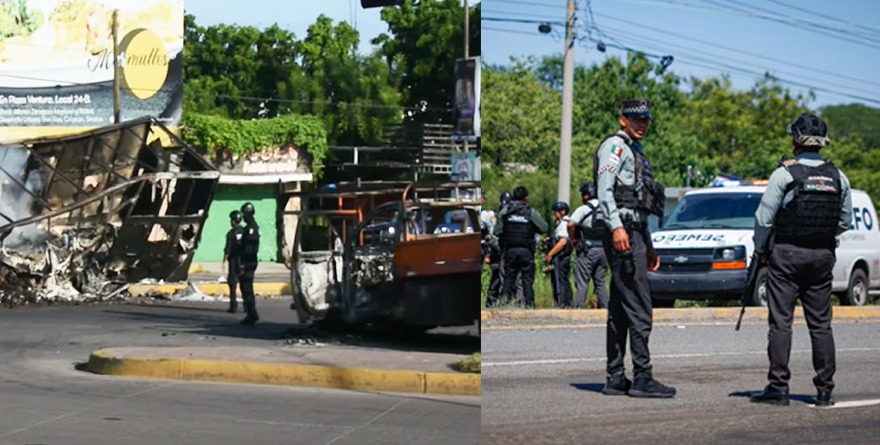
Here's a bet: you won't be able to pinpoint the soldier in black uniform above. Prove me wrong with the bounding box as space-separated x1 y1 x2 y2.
223 210 244 313
493 186 549 308
749 114 852 407
595 99 673 398
238 202 262 325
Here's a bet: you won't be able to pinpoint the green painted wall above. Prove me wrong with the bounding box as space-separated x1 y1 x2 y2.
194 184 279 262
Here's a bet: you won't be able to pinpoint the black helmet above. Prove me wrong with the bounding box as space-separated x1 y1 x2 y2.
499 191 512 206
229 210 242 224
241 202 256 217
579 182 595 197
787 113 829 147
551 201 570 214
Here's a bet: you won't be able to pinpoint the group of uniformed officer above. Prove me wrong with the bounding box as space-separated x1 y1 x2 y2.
483 184 610 309
223 202 262 325
489 99 849 406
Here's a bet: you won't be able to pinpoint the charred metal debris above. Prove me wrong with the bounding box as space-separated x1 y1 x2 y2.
0 117 219 306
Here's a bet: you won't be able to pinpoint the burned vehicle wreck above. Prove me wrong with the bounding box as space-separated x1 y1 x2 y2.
290 181 481 330
0 117 218 305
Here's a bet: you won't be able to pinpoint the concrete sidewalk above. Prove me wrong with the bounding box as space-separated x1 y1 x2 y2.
128 262 291 297
88 345 480 396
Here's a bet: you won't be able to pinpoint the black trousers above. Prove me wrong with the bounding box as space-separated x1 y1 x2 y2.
550 253 573 308
501 247 536 308
765 243 836 392
239 266 259 318
227 261 239 306
574 245 608 308
602 227 654 379
486 253 503 306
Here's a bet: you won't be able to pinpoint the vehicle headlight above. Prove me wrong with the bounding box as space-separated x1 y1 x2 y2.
714 246 746 260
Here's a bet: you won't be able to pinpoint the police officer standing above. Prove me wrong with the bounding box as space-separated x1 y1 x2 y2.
222 210 244 313
493 186 548 308
595 99 673 398
238 202 262 325
546 201 573 308
749 114 852 407
568 183 609 309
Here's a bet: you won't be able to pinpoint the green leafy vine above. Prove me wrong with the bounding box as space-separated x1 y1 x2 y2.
181 113 329 179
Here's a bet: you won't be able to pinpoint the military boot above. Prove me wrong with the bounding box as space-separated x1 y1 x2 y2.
602 372 632 396
629 376 677 398
749 385 790 406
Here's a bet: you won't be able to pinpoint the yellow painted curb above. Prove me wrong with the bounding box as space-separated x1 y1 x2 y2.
480 306 880 322
128 282 291 297
87 350 480 396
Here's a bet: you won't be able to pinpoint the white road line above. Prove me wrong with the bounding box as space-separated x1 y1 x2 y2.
482 347 880 368
813 399 880 409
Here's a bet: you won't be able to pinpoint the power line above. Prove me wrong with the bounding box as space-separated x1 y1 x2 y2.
595 28 880 106
493 0 568 10
484 16 565 26
591 11 880 92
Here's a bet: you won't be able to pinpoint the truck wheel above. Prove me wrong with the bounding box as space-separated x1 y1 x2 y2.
749 268 769 307
842 268 868 306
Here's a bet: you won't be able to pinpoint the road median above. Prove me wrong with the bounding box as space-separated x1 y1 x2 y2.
87 346 480 396
127 282 291 298
481 306 880 323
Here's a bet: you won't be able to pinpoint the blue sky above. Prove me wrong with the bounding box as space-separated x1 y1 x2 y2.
185 0 480 57
482 0 880 108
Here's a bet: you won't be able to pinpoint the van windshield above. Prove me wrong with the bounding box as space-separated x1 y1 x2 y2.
664 192 763 230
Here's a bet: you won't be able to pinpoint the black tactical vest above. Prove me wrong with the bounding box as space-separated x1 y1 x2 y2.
576 201 605 242
774 162 842 249
502 202 535 249
592 134 666 217
240 224 261 266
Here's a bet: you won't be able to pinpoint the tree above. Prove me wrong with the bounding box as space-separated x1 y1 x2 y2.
372 0 481 124
482 61 560 170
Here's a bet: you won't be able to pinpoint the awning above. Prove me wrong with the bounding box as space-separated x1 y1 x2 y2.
219 173 313 184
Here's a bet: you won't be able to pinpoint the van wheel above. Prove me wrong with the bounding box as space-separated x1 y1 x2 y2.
749 268 769 307
842 269 868 306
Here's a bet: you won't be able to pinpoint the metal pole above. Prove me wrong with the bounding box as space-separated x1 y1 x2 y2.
463 0 469 153
557 0 575 204
113 9 120 124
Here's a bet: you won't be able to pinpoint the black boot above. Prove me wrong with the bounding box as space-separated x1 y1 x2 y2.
602 373 632 396
227 300 237 313
750 385 790 406
815 390 834 407
629 376 676 398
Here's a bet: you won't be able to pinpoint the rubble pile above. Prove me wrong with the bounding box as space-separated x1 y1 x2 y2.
0 226 126 306
0 117 219 306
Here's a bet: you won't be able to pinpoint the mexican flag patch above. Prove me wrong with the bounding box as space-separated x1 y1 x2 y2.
611 146 623 157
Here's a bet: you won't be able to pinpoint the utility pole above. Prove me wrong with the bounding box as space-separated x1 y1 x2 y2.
112 9 120 124
463 0 469 153
557 0 575 204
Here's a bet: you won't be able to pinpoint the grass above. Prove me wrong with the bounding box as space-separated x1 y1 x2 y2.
451 353 481 373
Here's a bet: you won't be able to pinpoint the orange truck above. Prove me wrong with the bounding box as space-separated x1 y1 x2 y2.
288 181 480 331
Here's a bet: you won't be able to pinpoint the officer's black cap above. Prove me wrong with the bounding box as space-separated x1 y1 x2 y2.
621 99 652 119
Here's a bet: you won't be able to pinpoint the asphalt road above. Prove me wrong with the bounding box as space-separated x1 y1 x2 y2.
481 318 880 444
0 298 480 445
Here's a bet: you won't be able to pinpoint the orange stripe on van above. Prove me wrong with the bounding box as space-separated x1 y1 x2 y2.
712 261 747 270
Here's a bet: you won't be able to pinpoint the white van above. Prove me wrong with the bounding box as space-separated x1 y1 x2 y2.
648 185 880 306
